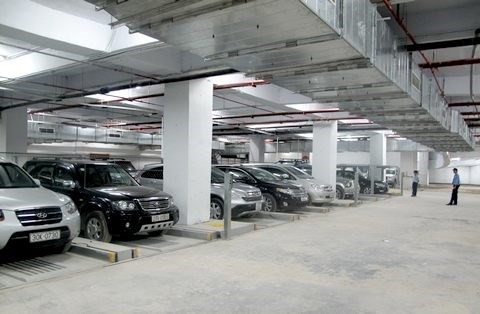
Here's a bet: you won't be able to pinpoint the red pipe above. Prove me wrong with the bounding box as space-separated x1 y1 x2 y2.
214 109 341 120
382 0 447 100
419 58 480 69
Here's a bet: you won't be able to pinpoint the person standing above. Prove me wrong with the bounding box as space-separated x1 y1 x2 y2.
411 170 419 197
447 168 460 205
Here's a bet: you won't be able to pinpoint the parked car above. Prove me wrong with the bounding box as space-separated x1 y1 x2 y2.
247 163 335 204
109 159 137 176
384 168 398 188
215 165 309 212
0 161 80 254
135 165 263 219
273 163 355 200
23 159 179 242
210 167 263 219
336 169 388 194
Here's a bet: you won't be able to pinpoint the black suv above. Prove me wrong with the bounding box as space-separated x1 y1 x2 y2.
215 165 309 212
23 160 179 242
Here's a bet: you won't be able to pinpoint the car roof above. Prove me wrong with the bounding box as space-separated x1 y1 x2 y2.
25 159 115 166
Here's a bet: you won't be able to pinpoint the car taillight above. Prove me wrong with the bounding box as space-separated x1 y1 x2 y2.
0 209 4 222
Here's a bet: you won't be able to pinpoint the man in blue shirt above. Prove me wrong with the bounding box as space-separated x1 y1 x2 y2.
447 168 460 205
411 170 419 197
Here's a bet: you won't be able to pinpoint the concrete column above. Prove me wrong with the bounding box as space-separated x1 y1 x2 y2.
163 79 213 225
417 151 429 186
312 121 337 187
0 107 27 160
248 135 265 162
370 133 386 179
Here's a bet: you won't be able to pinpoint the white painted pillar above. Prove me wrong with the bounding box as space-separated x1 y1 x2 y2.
417 151 429 186
163 79 213 225
312 121 337 187
370 133 386 179
249 135 265 162
0 107 27 161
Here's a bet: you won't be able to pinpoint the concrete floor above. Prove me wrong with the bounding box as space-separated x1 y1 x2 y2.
1 190 479 313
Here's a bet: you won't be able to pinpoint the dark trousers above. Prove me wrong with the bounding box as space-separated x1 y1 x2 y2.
449 185 460 204
412 182 418 196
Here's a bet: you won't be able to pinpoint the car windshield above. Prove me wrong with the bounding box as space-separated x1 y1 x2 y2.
113 160 136 172
386 169 395 175
80 164 138 188
211 167 225 184
244 167 280 182
0 163 38 188
284 166 313 179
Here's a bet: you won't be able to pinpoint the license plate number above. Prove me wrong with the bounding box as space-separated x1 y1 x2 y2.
255 202 262 211
29 230 61 243
152 213 169 222
301 196 308 202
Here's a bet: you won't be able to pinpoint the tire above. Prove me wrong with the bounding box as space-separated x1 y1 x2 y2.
84 211 112 243
210 198 224 219
262 193 277 212
363 186 372 194
148 230 164 237
336 186 345 200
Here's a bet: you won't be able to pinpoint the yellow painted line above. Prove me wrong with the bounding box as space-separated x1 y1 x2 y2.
133 248 139 258
207 233 212 241
108 252 117 263
209 222 224 228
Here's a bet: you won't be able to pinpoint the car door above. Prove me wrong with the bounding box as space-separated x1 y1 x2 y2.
29 164 55 189
52 165 78 200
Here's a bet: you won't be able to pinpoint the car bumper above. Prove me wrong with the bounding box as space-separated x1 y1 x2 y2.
231 197 263 218
275 193 309 209
108 205 180 235
0 211 80 251
309 190 335 203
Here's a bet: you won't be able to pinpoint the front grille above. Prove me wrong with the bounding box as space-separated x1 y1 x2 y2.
15 207 62 227
138 198 170 211
291 188 307 198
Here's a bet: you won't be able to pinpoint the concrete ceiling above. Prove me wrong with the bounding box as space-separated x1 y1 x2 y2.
0 0 479 148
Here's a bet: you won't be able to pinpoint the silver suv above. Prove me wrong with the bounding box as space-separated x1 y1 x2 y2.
135 164 263 219
0 161 80 254
210 167 263 219
249 163 336 204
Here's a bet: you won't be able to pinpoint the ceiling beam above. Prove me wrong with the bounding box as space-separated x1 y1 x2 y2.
448 102 480 108
213 109 341 120
405 36 480 52
419 58 480 69
460 111 480 116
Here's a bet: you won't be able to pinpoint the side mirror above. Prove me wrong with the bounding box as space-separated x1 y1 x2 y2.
281 173 290 180
63 180 77 189
33 179 41 186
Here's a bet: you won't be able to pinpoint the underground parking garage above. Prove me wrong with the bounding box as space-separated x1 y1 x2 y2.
0 0 480 312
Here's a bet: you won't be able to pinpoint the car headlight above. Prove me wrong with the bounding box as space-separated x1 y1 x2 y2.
0 209 4 222
345 180 354 188
168 198 174 207
112 200 136 211
61 201 77 215
277 188 294 194
310 183 320 190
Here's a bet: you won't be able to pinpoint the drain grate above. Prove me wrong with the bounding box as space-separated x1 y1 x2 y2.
0 258 65 277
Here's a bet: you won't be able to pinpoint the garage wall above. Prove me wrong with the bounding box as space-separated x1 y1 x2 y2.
430 166 478 185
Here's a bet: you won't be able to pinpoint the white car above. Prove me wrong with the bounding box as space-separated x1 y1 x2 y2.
0 161 80 254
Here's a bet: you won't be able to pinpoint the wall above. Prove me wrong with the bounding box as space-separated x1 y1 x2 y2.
430 166 479 185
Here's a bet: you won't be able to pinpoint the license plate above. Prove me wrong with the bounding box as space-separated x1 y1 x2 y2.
255 202 262 211
152 213 169 222
29 230 61 243
301 196 308 202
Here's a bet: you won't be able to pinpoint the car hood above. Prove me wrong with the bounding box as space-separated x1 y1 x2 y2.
262 180 303 190
211 182 261 194
88 186 172 200
0 187 68 211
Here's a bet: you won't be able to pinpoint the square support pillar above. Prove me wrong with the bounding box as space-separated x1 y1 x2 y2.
163 79 213 225
249 135 265 163
417 151 429 186
0 107 27 158
370 133 386 179
312 121 337 187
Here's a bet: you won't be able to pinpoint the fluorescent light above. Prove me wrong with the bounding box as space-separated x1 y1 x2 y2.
86 94 121 102
338 119 370 124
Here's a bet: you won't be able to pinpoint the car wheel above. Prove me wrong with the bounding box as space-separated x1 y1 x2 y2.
210 198 224 219
262 194 277 212
84 211 112 242
148 230 164 237
336 186 345 199
363 186 372 194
